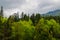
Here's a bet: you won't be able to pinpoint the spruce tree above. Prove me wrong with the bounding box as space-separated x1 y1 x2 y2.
0 6 3 17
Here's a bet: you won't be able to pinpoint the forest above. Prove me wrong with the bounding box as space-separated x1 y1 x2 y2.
0 11 60 40
0 6 60 40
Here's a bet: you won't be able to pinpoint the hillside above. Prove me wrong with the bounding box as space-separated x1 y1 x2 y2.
42 10 60 16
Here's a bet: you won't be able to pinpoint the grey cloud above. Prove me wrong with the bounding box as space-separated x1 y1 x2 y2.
0 0 60 17
0 0 25 9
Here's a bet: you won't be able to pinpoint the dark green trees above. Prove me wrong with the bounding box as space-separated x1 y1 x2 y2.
0 16 12 40
0 6 3 17
21 12 24 20
30 13 41 26
30 14 35 25
35 13 41 25
21 12 29 21
23 14 29 21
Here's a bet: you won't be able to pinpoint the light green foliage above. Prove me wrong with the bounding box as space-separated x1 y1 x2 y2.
52 38 56 40
0 16 8 40
12 20 35 40
0 16 7 24
35 18 60 40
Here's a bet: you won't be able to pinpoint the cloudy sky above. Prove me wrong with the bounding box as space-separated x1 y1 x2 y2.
0 0 60 17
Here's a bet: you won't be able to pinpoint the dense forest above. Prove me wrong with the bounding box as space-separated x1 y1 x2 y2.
0 7 60 40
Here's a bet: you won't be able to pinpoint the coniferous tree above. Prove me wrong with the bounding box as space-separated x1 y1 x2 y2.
23 14 29 21
35 13 41 25
30 13 35 25
21 12 24 20
0 6 3 17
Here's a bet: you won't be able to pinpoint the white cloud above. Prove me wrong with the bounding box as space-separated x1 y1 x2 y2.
0 0 60 17
4 8 21 17
20 0 39 11
53 0 59 3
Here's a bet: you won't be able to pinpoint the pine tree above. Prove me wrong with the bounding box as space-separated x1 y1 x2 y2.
30 13 35 25
0 6 3 17
21 12 24 20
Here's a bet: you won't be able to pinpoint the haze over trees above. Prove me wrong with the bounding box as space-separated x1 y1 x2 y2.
0 6 60 40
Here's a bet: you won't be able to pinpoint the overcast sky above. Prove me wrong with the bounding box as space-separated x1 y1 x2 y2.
0 0 60 17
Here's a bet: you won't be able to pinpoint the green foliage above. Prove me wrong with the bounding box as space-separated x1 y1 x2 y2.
35 18 60 40
0 13 60 40
11 20 34 40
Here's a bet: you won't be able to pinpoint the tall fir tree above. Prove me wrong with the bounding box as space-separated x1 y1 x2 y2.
0 6 3 17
